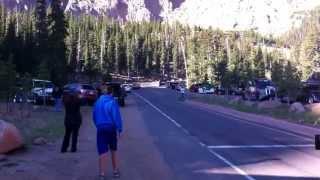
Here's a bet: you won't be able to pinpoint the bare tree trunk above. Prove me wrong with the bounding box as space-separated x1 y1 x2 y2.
76 28 81 73
180 37 189 88
15 8 19 35
226 37 231 63
100 23 106 70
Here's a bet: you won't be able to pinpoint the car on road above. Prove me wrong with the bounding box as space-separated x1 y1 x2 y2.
189 83 202 93
168 81 179 90
105 82 126 107
132 82 141 89
199 83 215 94
63 83 98 105
159 80 167 87
176 84 186 92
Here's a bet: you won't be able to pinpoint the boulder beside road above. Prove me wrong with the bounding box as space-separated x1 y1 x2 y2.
229 96 242 105
289 102 306 113
305 103 320 116
244 101 255 107
0 120 24 154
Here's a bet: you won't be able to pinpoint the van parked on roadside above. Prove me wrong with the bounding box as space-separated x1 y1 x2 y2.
31 79 55 105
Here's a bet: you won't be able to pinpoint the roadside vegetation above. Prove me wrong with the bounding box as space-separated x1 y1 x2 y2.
188 93 320 126
0 104 64 145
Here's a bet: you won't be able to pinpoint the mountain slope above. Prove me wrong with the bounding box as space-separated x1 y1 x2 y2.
1 0 320 35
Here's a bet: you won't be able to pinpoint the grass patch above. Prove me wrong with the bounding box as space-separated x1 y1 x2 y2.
188 93 319 126
1 106 65 145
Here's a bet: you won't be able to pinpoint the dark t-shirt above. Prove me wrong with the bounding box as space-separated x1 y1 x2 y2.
53 88 63 99
63 95 82 126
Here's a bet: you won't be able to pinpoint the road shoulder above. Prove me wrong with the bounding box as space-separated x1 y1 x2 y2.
186 100 320 139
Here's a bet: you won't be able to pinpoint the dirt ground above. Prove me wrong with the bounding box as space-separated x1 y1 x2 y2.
0 97 174 180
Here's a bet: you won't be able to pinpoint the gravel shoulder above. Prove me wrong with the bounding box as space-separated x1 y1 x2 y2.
0 96 174 180
186 100 320 140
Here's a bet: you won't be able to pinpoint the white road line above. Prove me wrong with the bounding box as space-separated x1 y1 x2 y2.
134 92 256 180
208 144 315 149
208 149 256 180
203 108 313 142
199 142 207 147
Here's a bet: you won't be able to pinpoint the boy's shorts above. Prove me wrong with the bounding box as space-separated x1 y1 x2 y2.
97 127 118 155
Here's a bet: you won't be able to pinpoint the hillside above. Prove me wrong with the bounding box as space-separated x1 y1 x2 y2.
1 0 320 35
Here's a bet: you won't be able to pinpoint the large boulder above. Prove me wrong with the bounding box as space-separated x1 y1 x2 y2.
0 120 24 154
257 100 282 110
305 103 320 116
244 101 255 107
289 102 306 113
229 96 242 105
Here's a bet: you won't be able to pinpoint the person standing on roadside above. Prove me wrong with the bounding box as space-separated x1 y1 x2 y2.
179 85 186 101
52 86 63 112
93 85 123 180
61 90 82 153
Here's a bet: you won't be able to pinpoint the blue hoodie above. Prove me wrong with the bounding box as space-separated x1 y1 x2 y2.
93 95 123 133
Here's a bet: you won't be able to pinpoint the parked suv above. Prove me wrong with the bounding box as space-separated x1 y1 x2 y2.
296 80 320 104
63 83 98 105
105 82 126 107
244 79 276 101
31 79 54 105
189 83 214 94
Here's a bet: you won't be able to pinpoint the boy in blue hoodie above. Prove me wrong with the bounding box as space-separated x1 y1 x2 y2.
93 85 123 179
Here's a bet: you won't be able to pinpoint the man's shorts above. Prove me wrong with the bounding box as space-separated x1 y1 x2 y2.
97 127 118 155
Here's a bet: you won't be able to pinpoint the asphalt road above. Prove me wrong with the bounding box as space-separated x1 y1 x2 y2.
132 87 320 180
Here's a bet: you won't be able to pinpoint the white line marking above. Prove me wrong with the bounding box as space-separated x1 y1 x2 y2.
208 149 256 180
208 144 315 149
182 128 190 135
203 109 313 142
134 93 183 128
134 92 256 180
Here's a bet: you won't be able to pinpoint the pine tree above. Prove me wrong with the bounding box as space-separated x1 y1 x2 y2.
282 61 301 102
37 60 50 80
0 55 16 99
160 40 167 78
35 0 48 53
48 0 68 86
214 50 228 86
126 33 133 77
105 35 115 74
271 60 284 85
298 25 319 79
253 46 265 78
2 18 17 62
172 41 179 78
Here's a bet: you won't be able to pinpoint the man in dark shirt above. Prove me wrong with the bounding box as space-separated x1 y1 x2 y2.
61 90 82 153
